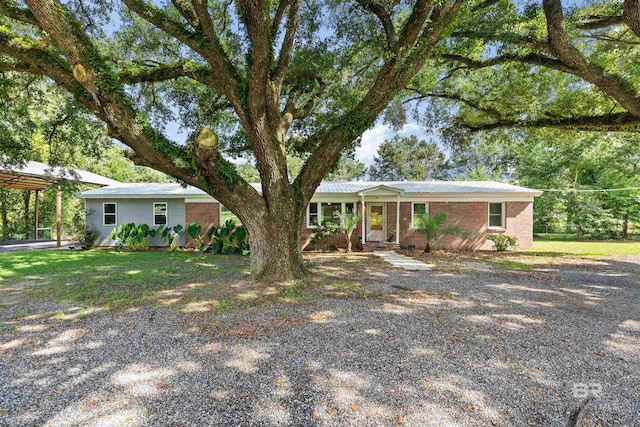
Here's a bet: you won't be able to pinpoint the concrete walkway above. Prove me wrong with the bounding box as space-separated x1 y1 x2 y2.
372 250 434 271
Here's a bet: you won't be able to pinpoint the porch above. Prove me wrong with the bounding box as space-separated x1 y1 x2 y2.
358 185 404 245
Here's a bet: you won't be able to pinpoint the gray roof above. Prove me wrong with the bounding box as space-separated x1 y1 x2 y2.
1 159 120 190
78 181 541 198
315 181 540 194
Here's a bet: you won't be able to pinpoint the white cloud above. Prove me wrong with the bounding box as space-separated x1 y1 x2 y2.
355 122 428 166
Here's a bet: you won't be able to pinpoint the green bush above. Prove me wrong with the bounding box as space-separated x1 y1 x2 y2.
73 229 96 250
205 220 250 255
488 234 518 251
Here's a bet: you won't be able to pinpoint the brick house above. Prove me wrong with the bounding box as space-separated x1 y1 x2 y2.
78 181 541 250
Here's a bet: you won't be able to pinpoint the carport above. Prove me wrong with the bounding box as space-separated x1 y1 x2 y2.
0 160 119 247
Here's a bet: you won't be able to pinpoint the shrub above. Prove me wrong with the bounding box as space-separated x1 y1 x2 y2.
73 229 96 250
488 234 518 251
206 220 250 255
309 222 342 249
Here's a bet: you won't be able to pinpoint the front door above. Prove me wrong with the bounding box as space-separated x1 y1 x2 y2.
367 203 385 242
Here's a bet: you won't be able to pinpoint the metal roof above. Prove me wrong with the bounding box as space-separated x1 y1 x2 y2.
77 180 542 198
0 160 120 190
316 181 541 194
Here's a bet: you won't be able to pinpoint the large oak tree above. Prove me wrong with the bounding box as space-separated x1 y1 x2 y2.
2 0 640 281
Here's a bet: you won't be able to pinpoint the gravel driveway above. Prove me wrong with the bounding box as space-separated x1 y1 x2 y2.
1 255 639 426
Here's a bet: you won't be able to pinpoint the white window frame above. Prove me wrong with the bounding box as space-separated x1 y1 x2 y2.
488 202 506 229
103 202 117 226
411 202 428 229
307 201 355 228
153 202 168 226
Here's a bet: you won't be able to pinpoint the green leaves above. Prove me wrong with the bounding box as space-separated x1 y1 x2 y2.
412 212 470 252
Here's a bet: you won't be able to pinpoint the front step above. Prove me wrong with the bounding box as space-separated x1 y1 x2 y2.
362 242 400 252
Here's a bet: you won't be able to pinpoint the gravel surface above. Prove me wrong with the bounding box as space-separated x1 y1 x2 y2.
1 255 639 426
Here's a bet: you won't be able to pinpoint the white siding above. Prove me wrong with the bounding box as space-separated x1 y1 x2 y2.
86 198 186 246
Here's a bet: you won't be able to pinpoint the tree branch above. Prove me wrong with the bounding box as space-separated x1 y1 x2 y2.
575 15 624 30
237 0 270 118
472 0 500 12
464 112 640 132
296 0 463 202
356 0 397 49
170 0 198 27
450 30 553 54
441 52 576 74
398 0 435 48
405 87 504 118
0 58 41 74
273 0 301 88
123 0 242 106
118 60 216 85
270 0 289 41
0 0 39 26
623 0 640 37
543 0 640 117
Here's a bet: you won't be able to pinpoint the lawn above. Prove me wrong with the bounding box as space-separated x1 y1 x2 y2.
0 250 374 311
531 236 640 256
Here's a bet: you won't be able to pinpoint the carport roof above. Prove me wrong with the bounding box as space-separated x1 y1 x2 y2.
0 160 119 190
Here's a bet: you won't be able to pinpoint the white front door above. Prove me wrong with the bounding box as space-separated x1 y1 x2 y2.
367 203 385 242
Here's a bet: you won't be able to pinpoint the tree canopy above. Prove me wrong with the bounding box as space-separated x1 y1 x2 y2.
368 135 447 180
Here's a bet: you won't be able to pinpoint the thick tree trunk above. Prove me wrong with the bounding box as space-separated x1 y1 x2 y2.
242 197 307 281
622 213 629 239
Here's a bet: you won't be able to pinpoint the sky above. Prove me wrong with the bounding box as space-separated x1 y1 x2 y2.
355 122 429 166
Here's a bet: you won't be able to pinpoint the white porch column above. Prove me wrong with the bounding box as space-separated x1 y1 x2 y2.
396 194 400 244
361 194 366 244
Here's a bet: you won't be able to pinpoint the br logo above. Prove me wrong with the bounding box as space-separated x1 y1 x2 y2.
572 383 602 399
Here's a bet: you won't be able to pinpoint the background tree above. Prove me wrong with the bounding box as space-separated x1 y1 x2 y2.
368 135 448 180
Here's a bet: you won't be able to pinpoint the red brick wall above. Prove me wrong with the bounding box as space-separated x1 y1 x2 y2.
503 202 533 248
185 202 220 247
300 200 535 251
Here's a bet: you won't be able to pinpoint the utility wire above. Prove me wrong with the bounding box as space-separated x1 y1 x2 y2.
535 187 640 193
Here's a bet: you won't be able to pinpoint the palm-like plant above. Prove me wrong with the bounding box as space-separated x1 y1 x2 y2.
413 212 469 253
333 211 360 253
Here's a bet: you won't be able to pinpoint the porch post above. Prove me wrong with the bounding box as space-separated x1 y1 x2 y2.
360 193 366 244
396 194 400 245
56 185 61 247
34 190 39 240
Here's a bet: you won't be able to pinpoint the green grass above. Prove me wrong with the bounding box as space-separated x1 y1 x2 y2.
0 250 230 309
478 258 534 271
531 239 640 256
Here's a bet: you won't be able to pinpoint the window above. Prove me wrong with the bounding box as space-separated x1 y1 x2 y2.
308 202 319 226
153 202 168 226
103 203 117 226
489 202 505 228
307 202 356 227
220 205 242 225
321 202 341 225
345 202 355 215
411 203 427 228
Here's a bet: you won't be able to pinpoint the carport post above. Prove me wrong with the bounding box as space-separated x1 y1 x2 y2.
34 190 39 240
56 185 61 247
